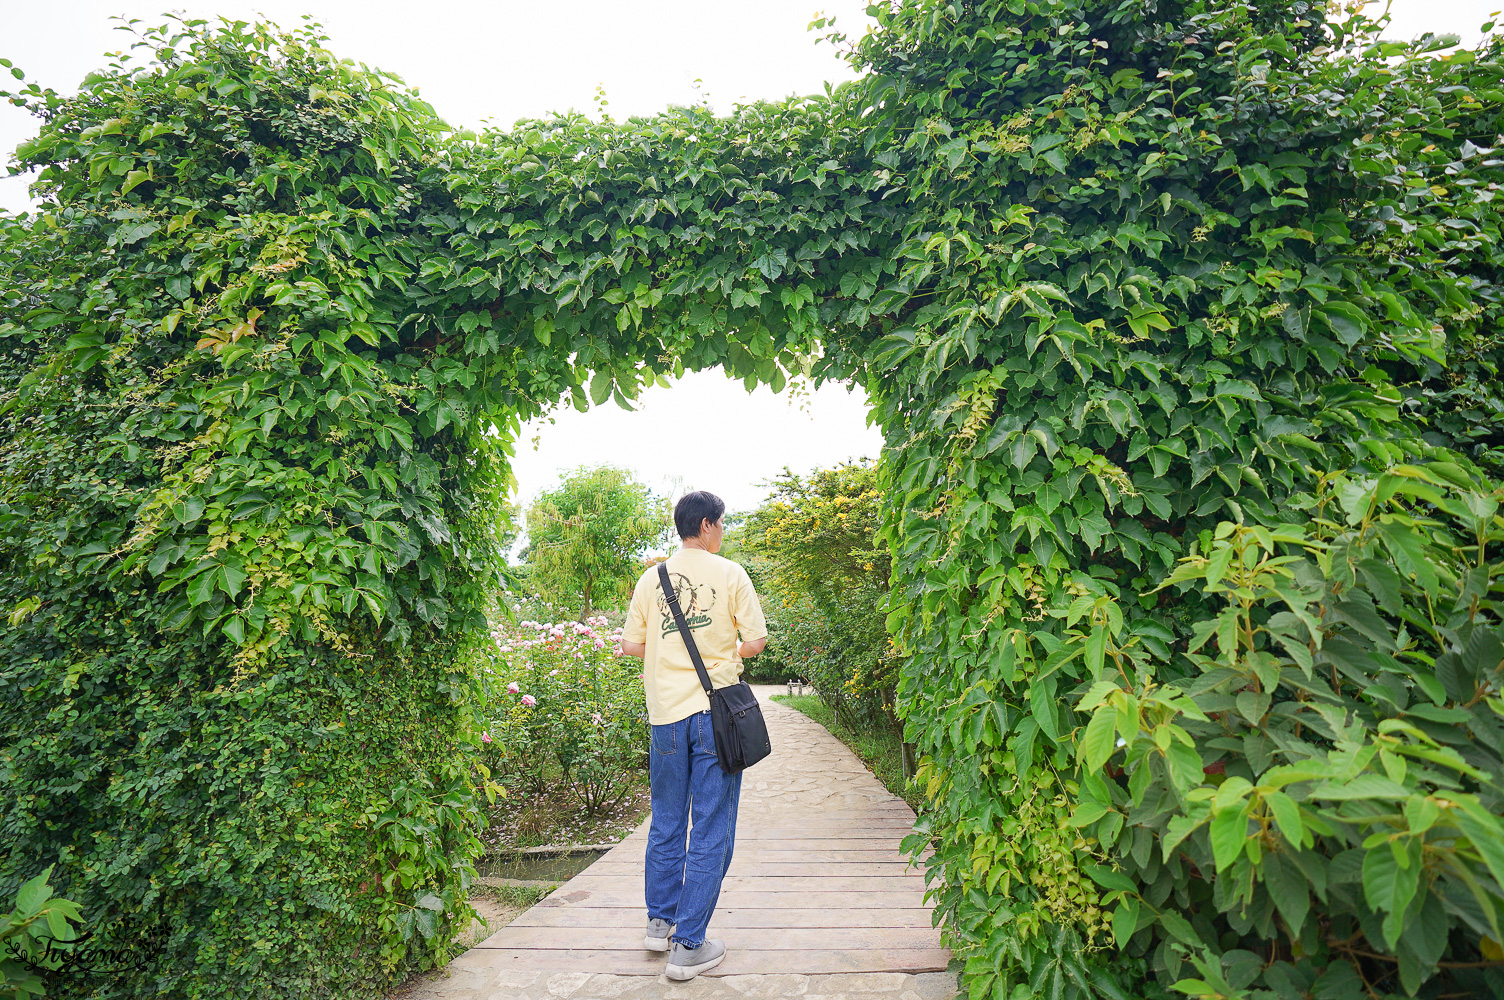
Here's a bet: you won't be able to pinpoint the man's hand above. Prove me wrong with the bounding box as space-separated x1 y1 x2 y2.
618 639 646 658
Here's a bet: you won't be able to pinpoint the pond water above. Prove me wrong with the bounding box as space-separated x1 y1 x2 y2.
478 849 609 881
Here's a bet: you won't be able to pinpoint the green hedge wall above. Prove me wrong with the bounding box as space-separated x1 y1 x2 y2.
0 24 504 995
3 3 1504 998
854 3 1504 998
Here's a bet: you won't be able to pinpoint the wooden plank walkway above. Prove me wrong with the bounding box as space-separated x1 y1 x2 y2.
459 686 947 977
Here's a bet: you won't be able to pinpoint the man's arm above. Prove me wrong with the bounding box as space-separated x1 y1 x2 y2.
620 574 649 659
731 564 768 659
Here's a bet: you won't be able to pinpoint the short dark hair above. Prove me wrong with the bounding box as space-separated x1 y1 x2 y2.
675 491 725 539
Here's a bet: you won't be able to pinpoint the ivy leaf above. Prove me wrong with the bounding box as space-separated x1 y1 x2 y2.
1166 741 1205 792
186 568 218 607
1084 865 1136 894
219 563 246 599
1265 791 1304 847
589 370 613 406
1029 679 1059 743
118 221 160 245
1157 910 1203 948
160 600 195 632
1079 705 1117 773
1204 546 1235 588
121 169 151 194
1084 624 1108 677
1209 805 1249 872
172 497 205 524
1261 852 1310 936
1112 897 1141 947
754 248 788 280
13 869 53 915
1362 841 1422 948
1318 301 1368 346
1455 804 1504 898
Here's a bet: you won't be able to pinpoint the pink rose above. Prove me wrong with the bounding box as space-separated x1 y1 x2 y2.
481 731 492 743
521 694 536 708
592 713 603 725
506 681 520 694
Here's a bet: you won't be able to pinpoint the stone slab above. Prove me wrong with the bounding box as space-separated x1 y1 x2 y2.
534 890 932 910
477 926 944 951
510 909 936 930
448 948 951 976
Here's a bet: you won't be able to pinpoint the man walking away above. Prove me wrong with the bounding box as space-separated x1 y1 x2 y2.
618 491 768 981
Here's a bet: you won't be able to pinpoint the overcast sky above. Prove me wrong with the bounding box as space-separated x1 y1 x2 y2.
1 0 1497 521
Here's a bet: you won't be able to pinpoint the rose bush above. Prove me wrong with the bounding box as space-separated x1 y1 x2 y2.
479 603 648 816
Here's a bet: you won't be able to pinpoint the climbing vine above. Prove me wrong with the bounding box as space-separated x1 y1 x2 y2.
851 2 1504 998
2 2 1503 998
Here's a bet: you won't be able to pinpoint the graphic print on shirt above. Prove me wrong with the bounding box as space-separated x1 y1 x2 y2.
657 572 718 637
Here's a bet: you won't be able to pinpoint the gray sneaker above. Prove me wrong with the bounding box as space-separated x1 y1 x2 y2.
665 939 726 980
644 918 674 952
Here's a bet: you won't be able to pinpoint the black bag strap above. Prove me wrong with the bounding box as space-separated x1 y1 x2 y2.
658 562 714 697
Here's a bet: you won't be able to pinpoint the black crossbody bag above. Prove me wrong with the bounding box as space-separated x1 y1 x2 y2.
657 563 772 773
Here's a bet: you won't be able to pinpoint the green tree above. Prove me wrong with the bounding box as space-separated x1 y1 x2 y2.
747 462 888 596
525 466 666 619
741 462 900 744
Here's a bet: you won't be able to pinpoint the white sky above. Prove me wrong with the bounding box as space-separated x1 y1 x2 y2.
506 369 881 516
0 0 1497 521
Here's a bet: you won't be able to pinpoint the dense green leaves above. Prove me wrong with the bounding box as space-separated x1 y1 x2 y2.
843 1 1504 998
1069 469 1504 997
0 20 511 997
0 12 902 995
4 2 1504 998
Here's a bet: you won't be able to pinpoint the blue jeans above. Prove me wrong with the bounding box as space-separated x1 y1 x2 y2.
645 710 742 949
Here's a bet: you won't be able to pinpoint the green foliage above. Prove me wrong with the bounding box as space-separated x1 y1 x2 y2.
767 586 897 727
4 3 1504 998
1 868 81 1000
0 20 505 997
1071 466 1504 999
524 466 666 618
718 513 790 683
834 1 1504 997
748 463 889 597
742 463 898 730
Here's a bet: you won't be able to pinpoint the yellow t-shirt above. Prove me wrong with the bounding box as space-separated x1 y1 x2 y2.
624 547 768 726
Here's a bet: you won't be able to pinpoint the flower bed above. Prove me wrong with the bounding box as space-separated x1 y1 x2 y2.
475 601 650 851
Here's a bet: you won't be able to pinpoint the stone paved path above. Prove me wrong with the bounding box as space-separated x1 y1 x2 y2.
408 687 956 1000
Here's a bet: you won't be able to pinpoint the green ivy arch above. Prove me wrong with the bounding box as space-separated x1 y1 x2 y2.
3 3 1503 998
